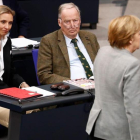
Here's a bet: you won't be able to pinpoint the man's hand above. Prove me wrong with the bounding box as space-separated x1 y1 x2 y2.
18 35 25 38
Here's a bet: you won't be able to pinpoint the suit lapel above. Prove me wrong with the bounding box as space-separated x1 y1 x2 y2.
58 29 70 68
3 37 11 77
57 30 95 68
79 31 95 62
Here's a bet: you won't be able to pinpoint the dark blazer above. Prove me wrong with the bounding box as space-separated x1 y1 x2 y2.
38 29 100 84
0 37 24 89
3 0 29 38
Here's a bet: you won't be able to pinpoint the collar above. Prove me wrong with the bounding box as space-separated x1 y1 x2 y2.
2 36 8 46
114 46 132 55
0 36 8 49
64 34 80 46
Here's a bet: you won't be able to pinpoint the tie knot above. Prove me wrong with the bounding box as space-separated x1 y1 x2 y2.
71 38 77 44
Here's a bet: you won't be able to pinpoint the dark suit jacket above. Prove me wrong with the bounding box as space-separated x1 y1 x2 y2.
0 37 24 89
3 0 29 38
38 29 100 84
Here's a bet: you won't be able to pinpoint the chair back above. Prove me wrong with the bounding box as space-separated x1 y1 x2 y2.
32 49 40 85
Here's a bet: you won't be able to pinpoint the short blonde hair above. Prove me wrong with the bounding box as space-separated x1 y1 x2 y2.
108 15 140 49
0 5 15 16
58 3 80 19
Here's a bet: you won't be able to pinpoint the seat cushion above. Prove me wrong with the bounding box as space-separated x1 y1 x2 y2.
0 107 9 128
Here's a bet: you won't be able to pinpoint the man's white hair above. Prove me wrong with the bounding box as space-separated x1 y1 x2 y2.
58 3 80 19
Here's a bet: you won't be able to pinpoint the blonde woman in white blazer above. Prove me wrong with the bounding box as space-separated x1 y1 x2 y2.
86 15 140 140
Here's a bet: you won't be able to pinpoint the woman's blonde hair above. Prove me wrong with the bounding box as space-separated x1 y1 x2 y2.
0 5 15 16
108 15 140 49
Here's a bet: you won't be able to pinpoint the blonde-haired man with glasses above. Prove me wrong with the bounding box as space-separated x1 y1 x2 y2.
38 3 99 84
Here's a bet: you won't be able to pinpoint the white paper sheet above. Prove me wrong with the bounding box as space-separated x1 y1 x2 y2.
11 38 40 48
22 86 55 97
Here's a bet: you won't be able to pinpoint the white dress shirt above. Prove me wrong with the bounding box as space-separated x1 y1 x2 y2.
0 36 8 80
64 34 93 80
0 0 3 5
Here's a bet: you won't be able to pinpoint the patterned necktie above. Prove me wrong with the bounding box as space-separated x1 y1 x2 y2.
71 38 93 79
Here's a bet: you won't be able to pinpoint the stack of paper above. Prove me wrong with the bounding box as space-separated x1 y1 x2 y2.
11 38 40 49
63 78 95 90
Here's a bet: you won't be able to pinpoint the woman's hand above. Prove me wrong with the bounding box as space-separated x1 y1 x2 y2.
20 82 29 88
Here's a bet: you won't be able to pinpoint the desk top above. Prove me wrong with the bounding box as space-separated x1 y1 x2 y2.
12 37 41 56
0 84 94 112
12 49 32 56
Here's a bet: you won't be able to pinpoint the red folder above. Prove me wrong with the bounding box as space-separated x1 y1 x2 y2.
0 87 42 99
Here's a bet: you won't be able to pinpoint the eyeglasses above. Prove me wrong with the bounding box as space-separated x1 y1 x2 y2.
59 18 80 29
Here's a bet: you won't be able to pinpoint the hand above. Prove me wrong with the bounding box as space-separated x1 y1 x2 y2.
18 35 25 38
20 82 29 88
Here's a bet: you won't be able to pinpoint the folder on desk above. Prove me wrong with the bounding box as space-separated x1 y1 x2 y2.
0 87 42 100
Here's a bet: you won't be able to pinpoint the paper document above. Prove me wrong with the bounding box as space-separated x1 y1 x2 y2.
11 38 40 49
22 86 55 97
63 78 95 90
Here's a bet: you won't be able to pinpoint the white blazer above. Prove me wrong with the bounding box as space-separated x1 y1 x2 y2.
86 46 140 140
